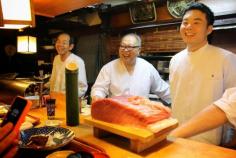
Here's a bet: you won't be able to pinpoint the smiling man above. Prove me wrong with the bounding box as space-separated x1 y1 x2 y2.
91 33 170 104
169 2 236 145
49 32 88 97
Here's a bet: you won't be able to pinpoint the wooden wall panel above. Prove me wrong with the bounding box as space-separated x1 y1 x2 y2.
110 3 175 29
211 29 236 54
110 12 132 28
156 5 173 21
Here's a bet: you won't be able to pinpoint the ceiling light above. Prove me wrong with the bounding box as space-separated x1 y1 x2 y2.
0 0 35 29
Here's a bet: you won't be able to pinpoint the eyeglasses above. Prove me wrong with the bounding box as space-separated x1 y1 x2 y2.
119 45 140 51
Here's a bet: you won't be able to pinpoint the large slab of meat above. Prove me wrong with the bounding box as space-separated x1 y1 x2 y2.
91 96 177 132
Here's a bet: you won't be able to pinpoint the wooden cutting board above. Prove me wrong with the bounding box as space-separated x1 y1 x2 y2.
84 116 178 153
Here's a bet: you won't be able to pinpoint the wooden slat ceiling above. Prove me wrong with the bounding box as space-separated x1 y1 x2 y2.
32 0 103 17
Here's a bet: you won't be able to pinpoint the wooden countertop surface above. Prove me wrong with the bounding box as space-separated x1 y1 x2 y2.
27 94 236 158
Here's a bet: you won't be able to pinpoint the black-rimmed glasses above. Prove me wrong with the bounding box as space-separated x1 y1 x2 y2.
119 45 140 51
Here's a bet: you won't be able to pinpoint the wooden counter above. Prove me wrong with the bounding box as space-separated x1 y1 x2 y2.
28 102 236 158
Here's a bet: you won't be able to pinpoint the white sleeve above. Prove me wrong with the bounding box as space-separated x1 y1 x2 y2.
150 66 171 104
78 59 88 97
223 52 236 89
91 66 110 98
49 57 57 92
214 88 236 128
169 57 175 83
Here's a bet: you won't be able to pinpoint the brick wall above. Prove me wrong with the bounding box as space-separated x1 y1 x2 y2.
141 29 185 54
107 29 186 56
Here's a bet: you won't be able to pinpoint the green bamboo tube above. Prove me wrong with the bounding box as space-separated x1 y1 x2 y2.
65 62 79 126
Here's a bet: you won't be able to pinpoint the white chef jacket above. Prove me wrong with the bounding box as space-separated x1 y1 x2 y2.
170 43 236 144
215 87 236 128
91 58 171 103
50 53 88 97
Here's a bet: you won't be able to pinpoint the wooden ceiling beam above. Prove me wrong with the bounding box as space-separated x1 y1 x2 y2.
32 0 103 17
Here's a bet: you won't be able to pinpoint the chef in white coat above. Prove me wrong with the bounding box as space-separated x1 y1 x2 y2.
91 33 170 104
169 2 236 144
49 32 88 97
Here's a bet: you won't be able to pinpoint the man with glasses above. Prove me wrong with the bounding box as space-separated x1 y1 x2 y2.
91 33 171 104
